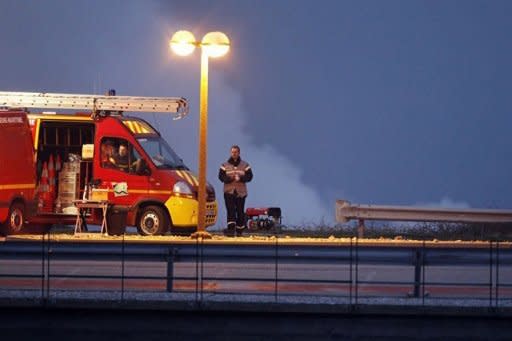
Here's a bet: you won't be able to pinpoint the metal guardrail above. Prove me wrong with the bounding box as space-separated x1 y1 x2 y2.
335 199 512 237
0 236 511 308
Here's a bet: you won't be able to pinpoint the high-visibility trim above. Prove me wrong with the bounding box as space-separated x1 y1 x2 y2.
28 114 92 122
180 171 193 185
123 120 154 135
0 91 188 118
130 189 173 195
93 188 172 195
148 190 173 195
129 189 149 194
176 170 185 183
0 183 36 190
33 118 40 150
188 173 199 186
176 170 199 187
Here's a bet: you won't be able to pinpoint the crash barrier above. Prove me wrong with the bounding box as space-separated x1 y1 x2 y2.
336 199 512 238
0 235 511 308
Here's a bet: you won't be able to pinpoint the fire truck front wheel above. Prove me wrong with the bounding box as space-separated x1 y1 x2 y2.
2 202 25 235
137 205 169 236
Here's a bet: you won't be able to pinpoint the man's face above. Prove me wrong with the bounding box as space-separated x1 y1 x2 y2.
119 145 128 157
230 147 240 160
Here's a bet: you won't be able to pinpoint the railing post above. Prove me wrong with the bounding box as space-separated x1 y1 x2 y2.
195 238 199 302
422 241 426 305
121 234 125 301
355 237 359 305
496 241 500 307
274 235 279 302
413 248 423 298
46 231 51 301
357 219 365 238
489 240 493 308
166 248 176 293
41 232 46 303
349 237 353 305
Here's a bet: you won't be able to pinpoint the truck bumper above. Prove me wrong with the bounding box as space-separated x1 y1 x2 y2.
165 196 217 227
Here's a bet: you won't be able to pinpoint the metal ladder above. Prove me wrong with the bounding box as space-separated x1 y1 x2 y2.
0 91 189 119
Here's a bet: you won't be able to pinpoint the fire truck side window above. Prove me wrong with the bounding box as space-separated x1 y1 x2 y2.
100 138 143 175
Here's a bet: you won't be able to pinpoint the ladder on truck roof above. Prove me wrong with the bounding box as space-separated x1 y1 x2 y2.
0 91 189 119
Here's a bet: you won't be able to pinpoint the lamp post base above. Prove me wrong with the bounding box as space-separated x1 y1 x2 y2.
190 230 212 239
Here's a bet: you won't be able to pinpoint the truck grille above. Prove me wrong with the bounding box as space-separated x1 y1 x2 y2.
205 202 217 226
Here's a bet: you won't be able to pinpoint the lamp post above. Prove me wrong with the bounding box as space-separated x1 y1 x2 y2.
170 30 230 238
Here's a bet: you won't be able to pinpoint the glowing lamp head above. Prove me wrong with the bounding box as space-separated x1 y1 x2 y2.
170 30 196 56
201 32 230 58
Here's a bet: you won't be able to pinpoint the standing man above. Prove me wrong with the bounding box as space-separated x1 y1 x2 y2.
218 145 253 237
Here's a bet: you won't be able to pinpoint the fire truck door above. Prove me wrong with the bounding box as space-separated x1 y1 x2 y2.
95 137 149 206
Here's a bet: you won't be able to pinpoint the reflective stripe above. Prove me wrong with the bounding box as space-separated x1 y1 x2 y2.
177 170 199 187
129 189 147 194
123 120 153 134
148 190 172 195
138 121 151 134
33 119 40 150
28 114 92 122
187 172 199 186
87 188 171 195
0 183 36 190
124 121 135 133
183 172 194 185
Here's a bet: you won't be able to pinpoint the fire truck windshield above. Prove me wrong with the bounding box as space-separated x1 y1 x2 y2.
137 137 188 170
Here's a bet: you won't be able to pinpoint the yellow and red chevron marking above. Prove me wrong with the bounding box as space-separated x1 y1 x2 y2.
122 120 154 134
176 170 199 187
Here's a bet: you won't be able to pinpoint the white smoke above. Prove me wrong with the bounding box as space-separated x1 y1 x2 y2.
415 197 470 209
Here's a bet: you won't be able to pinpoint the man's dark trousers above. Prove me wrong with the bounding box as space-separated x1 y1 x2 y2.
224 192 246 234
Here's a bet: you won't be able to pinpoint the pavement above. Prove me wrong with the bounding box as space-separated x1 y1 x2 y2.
1 289 511 317
2 290 512 340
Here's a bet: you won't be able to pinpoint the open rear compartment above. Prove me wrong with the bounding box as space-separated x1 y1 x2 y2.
35 120 95 218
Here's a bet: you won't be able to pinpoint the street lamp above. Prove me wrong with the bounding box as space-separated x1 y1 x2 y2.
170 30 230 238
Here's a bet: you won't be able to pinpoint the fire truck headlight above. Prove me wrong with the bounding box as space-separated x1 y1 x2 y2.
173 181 194 197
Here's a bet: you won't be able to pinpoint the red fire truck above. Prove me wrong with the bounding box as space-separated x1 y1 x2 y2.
0 91 217 236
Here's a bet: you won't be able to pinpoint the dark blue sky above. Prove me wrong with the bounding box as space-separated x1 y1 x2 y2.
1 1 511 225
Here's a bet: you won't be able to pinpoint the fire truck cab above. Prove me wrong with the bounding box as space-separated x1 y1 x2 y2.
0 91 217 236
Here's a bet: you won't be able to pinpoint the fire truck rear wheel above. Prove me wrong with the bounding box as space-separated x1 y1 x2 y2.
137 205 169 236
4 202 25 235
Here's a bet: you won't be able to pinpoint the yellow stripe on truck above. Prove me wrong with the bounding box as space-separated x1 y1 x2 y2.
188 173 199 186
0 183 36 190
33 119 40 150
177 170 199 187
148 190 172 195
134 122 143 134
